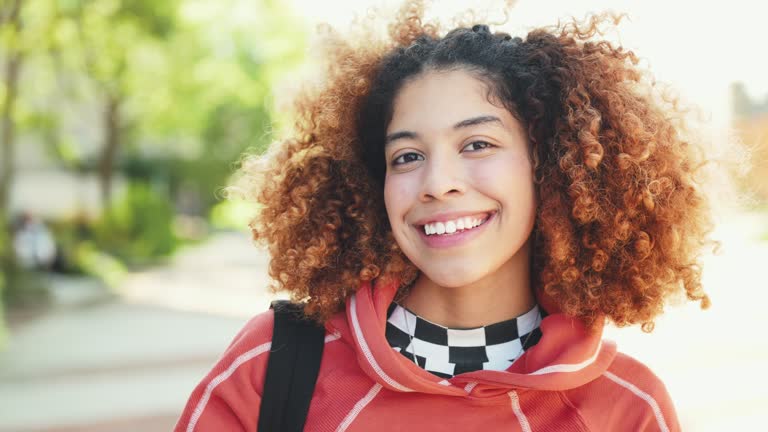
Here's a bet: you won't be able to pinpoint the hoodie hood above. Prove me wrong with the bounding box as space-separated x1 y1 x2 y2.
328 278 617 398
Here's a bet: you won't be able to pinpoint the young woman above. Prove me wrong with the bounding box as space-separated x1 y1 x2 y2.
176 2 712 430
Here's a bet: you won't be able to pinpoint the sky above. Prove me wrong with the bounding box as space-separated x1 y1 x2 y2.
286 0 768 130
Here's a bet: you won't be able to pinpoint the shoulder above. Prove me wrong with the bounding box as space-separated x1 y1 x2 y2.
224 308 276 356
195 308 277 389
174 310 275 432
603 352 676 410
564 351 680 432
208 309 277 393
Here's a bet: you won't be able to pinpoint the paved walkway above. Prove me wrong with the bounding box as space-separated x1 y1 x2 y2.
0 214 767 431
0 231 275 432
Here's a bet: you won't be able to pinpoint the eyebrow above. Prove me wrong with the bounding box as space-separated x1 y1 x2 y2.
384 115 503 146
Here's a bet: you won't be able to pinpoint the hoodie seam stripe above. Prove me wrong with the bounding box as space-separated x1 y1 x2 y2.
603 371 670 432
187 331 339 432
508 391 532 432
528 341 602 375
186 341 272 432
335 383 383 432
350 295 413 392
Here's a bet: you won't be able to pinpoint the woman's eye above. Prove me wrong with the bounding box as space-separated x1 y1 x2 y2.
392 152 424 165
463 141 492 152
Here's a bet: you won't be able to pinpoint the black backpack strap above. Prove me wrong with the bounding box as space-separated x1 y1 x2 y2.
258 300 326 432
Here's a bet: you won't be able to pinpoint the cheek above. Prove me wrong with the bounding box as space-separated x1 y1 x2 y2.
474 156 537 233
383 175 411 224
474 155 535 197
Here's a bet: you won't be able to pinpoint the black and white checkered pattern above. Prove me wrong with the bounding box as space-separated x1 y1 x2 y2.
386 303 543 379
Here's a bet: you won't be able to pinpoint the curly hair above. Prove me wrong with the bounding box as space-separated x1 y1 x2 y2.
241 0 713 331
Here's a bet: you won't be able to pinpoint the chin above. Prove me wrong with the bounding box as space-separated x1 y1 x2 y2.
419 265 488 288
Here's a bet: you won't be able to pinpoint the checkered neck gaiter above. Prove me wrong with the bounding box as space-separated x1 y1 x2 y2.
385 302 543 379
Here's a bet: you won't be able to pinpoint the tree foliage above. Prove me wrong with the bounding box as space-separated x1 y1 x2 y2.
0 0 308 332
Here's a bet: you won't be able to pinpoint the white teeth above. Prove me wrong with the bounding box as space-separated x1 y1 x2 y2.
422 214 490 236
466 217 475 228
445 221 456 234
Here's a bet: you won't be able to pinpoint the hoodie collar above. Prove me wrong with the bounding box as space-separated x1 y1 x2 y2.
329 278 617 397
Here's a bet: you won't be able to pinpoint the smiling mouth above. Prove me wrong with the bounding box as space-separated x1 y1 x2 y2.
420 212 494 236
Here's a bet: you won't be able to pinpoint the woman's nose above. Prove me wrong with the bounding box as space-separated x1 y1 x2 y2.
419 155 466 202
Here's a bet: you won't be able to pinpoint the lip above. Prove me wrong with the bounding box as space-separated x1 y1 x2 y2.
412 210 495 226
416 211 497 249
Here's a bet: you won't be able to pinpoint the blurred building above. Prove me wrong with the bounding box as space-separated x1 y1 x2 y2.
10 125 127 221
732 82 768 119
731 83 768 202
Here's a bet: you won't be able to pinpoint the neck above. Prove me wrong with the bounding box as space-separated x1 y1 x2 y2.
401 241 535 328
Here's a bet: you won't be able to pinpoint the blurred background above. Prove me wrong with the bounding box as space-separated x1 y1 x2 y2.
0 0 765 431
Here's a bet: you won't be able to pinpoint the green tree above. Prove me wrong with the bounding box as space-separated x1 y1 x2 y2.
64 0 181 212
1 0 308 285
0 0 26 336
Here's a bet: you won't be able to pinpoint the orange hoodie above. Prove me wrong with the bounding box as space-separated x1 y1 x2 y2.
175 279 680 431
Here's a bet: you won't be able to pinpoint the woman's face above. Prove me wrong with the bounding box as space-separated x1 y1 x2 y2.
383 69 536 288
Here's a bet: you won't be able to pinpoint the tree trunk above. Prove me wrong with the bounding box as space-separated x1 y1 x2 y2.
0 0 24 286
98 93 121 215
0 52 22 223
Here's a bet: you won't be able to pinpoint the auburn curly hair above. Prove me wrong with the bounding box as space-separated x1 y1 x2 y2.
240 0 713 331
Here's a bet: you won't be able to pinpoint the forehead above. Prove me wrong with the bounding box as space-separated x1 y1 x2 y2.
387 69 514 134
